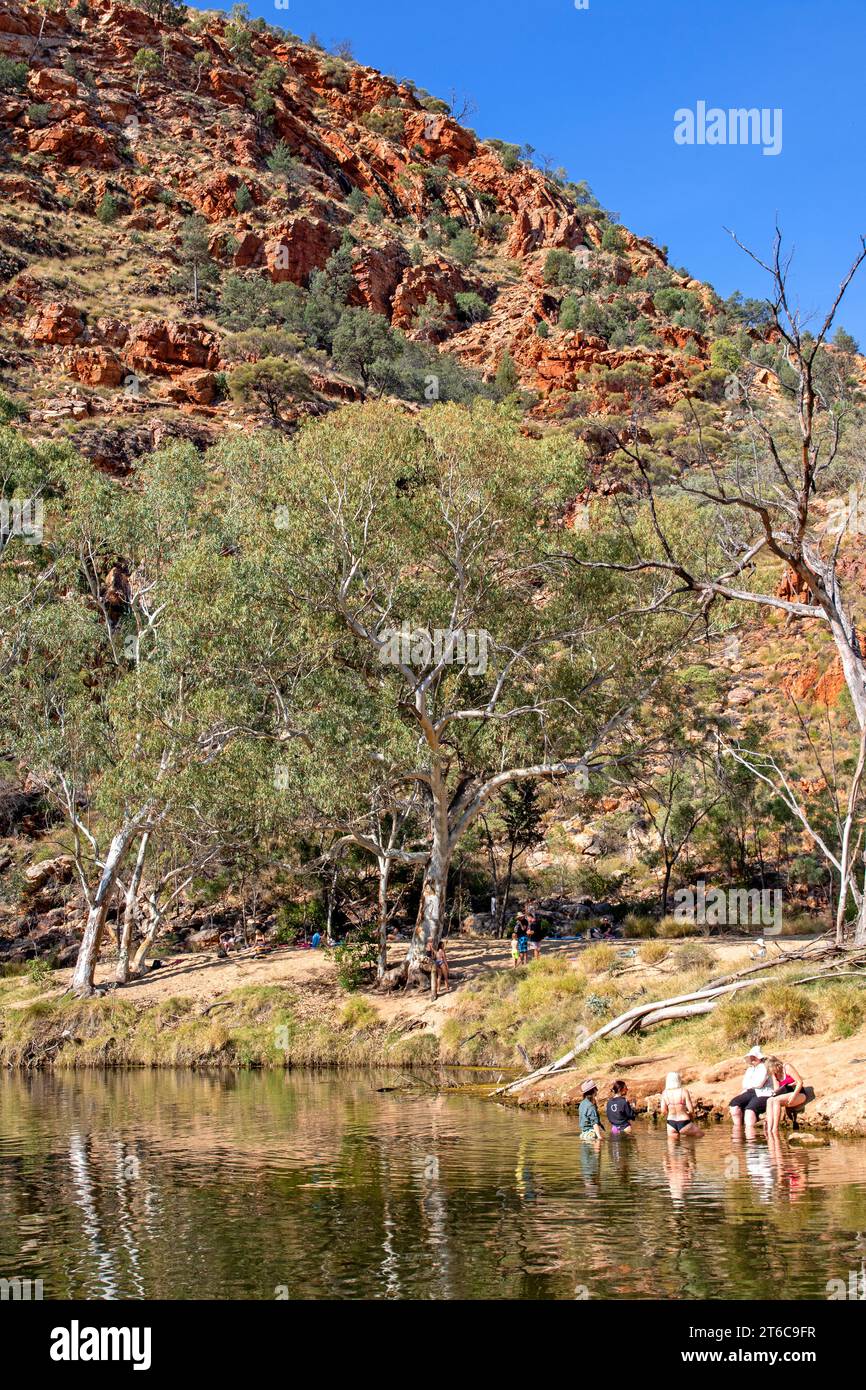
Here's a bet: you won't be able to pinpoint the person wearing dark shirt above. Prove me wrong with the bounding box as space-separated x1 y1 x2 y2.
606 1079 637 1135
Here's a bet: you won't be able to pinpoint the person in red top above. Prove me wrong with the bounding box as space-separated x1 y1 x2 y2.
764 1056 804 1136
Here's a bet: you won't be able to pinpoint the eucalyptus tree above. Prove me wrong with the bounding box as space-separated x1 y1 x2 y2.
0 438 304 994
238 400 673 987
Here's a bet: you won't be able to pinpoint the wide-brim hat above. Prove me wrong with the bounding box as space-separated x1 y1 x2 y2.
581 1078 598 1095
746 1045 765 1059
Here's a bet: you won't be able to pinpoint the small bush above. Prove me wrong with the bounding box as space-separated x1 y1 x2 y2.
543 249 577 287
760 984 820 1039
340 996 380 1031
0 58 28 92
581 943 616 975
658 916 701 939
27 958 53 988
639 940 669 965
235 183 253 213
622 913 656 939
450 228 478 267
716 998 763 1046
331 925 379 991
96 193 120 225
674 942 717 973
455 291 489 323
827 985 866 1039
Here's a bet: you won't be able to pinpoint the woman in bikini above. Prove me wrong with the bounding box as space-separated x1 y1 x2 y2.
660 1071 700 1138
764 1056 804 1136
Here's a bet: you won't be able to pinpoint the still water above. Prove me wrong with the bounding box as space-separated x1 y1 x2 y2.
1 1070 865 1300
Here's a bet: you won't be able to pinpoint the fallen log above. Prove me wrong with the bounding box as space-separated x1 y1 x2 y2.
493 976 771 1096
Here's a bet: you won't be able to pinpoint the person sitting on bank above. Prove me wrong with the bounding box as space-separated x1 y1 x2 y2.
764 1056 805 1136
606 1079 638 1135
661 1071 700 1137
578 1079 605 1141
729 1045 775 1135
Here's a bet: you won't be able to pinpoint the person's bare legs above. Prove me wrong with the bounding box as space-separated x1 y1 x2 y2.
765 1097 779 1137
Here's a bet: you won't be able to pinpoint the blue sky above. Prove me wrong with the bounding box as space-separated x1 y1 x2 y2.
194 0 866 341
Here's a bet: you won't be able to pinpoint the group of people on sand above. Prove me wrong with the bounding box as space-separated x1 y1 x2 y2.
510 908 542 967
576 1043 806 1143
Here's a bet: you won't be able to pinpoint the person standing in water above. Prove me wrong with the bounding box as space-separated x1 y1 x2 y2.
578 1079 605 1141
606 1079 638 1135
660 1071 700 1137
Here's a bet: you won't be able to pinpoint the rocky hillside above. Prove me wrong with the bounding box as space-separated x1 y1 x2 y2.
0 0 745 469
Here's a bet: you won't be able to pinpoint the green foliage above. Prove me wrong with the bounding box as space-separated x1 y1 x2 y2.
228 357 312 424
366 195 386 224
27 958 53 987
449 228 478 267
26 104 52 127
362 108 405 140
600 225 626 253
96 193 120 225
760 985 820 1038
347 187 366 213
454 291 489 323
266 140 297 176
132 47 161 91
304 245 355 350
218 274 305 333
331 924 378 991
828 985 866 1038
558 295 580 331
0 392 23 424
0 58 28 92
332 307 400 388
494 351 519 397
543 249 577 287
234 182 253 213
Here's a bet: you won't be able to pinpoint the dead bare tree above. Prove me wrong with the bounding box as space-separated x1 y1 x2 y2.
573 228 866 944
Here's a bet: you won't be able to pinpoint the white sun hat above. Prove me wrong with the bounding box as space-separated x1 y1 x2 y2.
747 1045 765 1058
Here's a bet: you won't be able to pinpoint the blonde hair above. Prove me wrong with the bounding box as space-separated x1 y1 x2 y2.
665 1071 681 1090
765 1056 784 1078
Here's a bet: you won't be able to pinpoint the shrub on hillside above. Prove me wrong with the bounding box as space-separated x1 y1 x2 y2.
543 249 577 287
0 58 28 92
558 295 581 331
455 291 489 323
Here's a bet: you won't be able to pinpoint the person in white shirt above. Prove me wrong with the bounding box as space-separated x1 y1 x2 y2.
729 1045 774 1135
